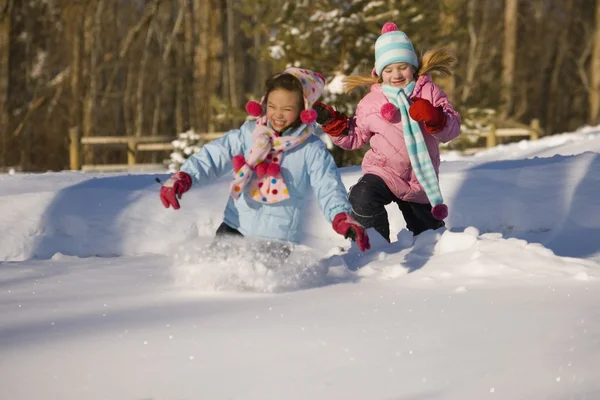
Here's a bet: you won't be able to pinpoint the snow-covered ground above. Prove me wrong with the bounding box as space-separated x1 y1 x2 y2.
1 125 600 399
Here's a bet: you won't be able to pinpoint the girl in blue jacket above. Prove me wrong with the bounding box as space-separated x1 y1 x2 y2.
160 67 370 254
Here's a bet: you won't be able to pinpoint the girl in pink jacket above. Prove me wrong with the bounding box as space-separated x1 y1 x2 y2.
314 22 461 242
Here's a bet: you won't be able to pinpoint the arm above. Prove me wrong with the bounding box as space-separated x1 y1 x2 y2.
306 141 352 222
315 100 374 151
413 84 461 144
306 141 370 251
180 123 247 185
428 84 461 143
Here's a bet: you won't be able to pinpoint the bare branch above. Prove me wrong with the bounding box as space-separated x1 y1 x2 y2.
100 0 161 108
576 27 593 92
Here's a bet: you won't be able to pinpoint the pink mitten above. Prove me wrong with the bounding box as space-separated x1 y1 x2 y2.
332 212 370 252
160 171 192 210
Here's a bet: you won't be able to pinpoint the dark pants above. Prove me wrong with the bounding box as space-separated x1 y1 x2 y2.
348 174 445 242
215 222 292 260
215 222 244 238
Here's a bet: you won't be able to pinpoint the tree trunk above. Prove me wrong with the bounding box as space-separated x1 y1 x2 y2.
226 0 239 116
175 52 185 135
124 62 135 138
83 0 103 164
207 1 223 132
461 0 490 104
183 0 196 132
65 3 83 170
547 0 574 135
438 0 462 102
152 0 184 136
100 0 159 109
135 22 153 138
501 0 518 118
590 0 600 125
193 0 210 132
0 0 11 167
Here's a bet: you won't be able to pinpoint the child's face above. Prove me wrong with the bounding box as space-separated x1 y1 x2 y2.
381 62 414 87
266 89 302 132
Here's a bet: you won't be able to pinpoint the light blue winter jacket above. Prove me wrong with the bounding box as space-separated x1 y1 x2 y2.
180 120 352 243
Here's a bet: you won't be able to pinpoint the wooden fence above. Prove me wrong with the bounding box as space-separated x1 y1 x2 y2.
69 131 225 172
69 118 544 171
461 118 543 155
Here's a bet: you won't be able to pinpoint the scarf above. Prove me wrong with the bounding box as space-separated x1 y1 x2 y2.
381 81 444 207
230 118 312 204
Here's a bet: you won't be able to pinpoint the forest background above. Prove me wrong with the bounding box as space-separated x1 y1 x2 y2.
1 0 599 172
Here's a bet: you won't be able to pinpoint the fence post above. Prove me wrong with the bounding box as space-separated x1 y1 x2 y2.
530 119 540 140
486 123 497 148
127 139 136 165
69 128 80 170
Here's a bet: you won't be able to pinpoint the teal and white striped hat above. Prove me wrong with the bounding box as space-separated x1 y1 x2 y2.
374 22 418 76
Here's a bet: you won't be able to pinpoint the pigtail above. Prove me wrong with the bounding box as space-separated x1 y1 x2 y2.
342 75 379 94
342 46 456 93
417 46 457 77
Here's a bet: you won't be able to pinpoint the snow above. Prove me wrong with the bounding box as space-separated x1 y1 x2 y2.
268 45 285 60
325 72 346 95
1 125 600 399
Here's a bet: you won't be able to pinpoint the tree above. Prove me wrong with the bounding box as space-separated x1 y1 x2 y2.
0 0 11 168
501 0 518 118
591 0 600 124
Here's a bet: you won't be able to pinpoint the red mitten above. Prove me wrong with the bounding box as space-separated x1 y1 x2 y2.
332 212 371 252
313 101 335 125
313 101 349 137
160 171 192 210
409 97 447 133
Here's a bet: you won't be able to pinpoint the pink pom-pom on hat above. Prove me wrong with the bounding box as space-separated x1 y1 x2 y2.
300 109 317 124
245 100 263 117
381 22 399 34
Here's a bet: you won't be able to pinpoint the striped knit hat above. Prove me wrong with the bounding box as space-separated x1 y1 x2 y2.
374 22 418 76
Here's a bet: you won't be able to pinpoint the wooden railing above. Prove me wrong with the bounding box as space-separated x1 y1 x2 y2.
69 131 225 172
69 118 545 171
461 118 543 155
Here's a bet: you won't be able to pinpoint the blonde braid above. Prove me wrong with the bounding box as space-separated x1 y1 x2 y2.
342 75 379 94
417 46 457 77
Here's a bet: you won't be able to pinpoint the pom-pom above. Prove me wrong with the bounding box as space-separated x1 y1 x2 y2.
381 22 399 34
255 162 268 177
380 102 399 122
232 154 246 172
432 204 448 220
300 109 317 124
266 162 280 177
245 100 262 117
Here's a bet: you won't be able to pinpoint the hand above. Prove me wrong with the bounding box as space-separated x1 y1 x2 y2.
409 97 446 133
332 212 370 252
313 101 335 125
160 171 192 210
313 101 349 137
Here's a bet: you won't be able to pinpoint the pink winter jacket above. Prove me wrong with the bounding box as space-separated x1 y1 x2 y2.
331 74 461 203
